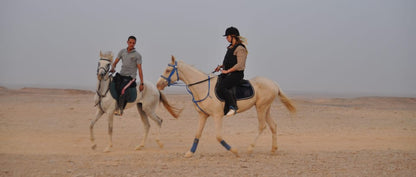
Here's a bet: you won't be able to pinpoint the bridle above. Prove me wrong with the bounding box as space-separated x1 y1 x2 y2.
160 61 214 115
95 58 112 113
160 61 180 87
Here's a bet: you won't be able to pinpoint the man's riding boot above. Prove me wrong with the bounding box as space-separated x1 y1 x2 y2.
118 94 128 116
114 94 127 116
114 104 122 116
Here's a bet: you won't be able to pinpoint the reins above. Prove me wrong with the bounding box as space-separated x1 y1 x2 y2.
187 77 212 87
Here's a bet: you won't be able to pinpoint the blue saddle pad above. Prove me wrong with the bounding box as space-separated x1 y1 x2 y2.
215 80 255 101
109 81 137 103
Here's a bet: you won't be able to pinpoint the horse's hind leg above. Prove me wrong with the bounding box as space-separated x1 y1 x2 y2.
135 103 150 150
146 111 164 148
248 105 269 154
145 108 163 127
140 101 164 148
90 109 104 150
264 106 278 153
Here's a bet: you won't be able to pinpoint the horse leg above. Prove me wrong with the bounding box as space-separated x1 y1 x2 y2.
264 106 278 153
90 109 104 150
103 112 115 153
184 113 208 158
248 105 269 154
144 107 163 127
145 109 164 148
214 116 239 157
135 103 150 150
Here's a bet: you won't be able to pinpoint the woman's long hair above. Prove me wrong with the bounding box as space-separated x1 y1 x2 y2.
228 35 248 52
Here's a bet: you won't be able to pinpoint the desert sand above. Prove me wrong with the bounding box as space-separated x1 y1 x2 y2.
0 87 415 177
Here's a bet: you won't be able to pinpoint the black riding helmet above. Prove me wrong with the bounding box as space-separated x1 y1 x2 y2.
223 26 240 37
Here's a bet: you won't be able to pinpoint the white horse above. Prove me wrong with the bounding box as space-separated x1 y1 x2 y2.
157 56 296 157
91 51 182 152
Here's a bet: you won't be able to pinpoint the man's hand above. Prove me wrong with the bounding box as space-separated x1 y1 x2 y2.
139 83 144 92
111 58 120 73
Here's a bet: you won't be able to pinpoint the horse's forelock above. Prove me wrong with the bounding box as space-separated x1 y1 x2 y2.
100 51 113 61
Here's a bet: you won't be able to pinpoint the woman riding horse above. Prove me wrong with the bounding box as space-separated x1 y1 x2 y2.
214 26 248 117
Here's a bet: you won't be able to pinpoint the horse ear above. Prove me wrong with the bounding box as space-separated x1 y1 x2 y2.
171 55 176 63
100 51 103 57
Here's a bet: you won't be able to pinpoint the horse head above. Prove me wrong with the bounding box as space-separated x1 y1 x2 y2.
97 51 113 80
157 55 180 90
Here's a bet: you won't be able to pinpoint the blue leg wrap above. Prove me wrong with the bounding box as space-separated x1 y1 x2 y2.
220 140 231 150
190 138 199 153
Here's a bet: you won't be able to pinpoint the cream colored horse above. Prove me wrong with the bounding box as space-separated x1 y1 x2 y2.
157 56 296 157
92 51 182 152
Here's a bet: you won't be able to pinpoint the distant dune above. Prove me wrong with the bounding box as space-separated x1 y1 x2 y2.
0 87 94 95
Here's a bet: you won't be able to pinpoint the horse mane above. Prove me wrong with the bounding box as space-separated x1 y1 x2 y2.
177 60 207 75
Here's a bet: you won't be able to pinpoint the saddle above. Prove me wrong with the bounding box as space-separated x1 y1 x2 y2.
215 79 255 102
109 73 137 107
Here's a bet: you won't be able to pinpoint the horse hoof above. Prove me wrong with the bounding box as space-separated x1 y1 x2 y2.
103 147 111 153
184 151 194 158
247 144 255 154
271 146 278 153
157 142 164 148
91 144 97 150
230 148 239 157
135 145 144 150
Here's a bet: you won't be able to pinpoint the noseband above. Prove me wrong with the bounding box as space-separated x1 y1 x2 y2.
97 58 112 75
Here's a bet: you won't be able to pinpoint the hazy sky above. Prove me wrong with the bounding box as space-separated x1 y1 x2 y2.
1 0 415 97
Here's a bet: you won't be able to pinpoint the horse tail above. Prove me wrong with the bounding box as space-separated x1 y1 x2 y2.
159 91 183 119
277 88 296 114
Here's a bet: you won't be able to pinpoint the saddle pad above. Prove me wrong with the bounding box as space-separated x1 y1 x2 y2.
109 81 137 103
215 80 255 102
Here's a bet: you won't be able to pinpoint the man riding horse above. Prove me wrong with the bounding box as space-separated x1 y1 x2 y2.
110 36 144 115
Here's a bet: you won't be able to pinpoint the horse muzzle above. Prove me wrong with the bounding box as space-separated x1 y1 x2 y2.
97 72 106 81
156 78 167 90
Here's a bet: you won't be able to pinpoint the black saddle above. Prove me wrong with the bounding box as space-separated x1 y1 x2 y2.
215 79 255 101
109 73 137 104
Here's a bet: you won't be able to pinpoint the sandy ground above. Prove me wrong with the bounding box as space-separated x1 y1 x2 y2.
0 87 415 177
